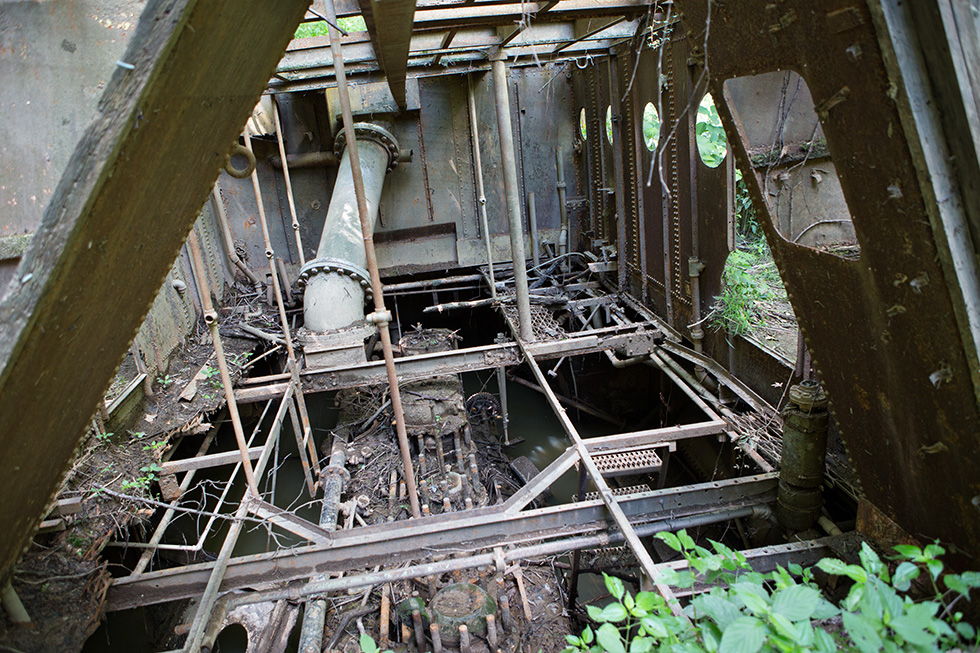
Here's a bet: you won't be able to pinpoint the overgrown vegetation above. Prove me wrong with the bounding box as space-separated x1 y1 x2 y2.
294 16 367 39
710 242 787 338
563 530 980 653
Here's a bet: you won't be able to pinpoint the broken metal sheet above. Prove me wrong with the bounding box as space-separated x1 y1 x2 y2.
674 0 980 557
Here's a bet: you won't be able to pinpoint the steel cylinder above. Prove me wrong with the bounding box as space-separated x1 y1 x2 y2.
301 123 395 332
775 381 829 531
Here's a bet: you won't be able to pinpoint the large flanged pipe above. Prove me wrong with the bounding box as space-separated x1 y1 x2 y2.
299 122 399 332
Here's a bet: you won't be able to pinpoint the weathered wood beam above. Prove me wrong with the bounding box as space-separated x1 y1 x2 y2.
0 0 310 585
553 15 628 53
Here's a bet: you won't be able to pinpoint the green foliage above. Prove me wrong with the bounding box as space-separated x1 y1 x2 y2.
122 463 163 492
696 96 727 168
294 17 367 39
96 431 114 444
564 532 980 653
358 634 393 653
157 373 174 388
735 171 762 244
643 103 660 151
711 243 785 336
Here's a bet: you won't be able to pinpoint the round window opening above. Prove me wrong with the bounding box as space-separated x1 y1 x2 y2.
696 94 727 167
642 102 660 151
579 107 587 141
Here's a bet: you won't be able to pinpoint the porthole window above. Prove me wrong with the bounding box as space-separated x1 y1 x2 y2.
642 102 660 151
579 108 587 140
605 106 613 144
696 94 727 167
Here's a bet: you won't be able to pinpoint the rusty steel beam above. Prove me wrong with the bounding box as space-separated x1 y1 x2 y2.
106 473 777 611
674 0 980 557
0 0 309 586
236 326 661 403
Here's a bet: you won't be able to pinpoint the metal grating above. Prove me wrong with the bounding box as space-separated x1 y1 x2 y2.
592 448 663 477
572 484 650 502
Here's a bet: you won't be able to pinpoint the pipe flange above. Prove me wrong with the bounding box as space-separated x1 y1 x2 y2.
789 381 828 411
297 257 373 302
321 464 351 485
334 122 401 171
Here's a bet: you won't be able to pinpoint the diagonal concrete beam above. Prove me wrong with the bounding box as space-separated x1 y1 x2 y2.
357 0 417 106
0 0 311 585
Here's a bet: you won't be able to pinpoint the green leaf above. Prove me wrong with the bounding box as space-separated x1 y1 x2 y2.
566 635 583 647
624 592 635 612
733 583 770 617
924 542 945 559
859 542 886 578
596 623 626 653
892 544 922 559
889 614 936 647
771 585 819 622
598 602 629 623
892 561 920 591
677 530 697 551
842 611 883 653
955 621 976 640
811 598 840 620
657 531 681 552
926 559 944 581
587 605 604 621
816 558 849 576
695 594 742 630
582 626 594 645
605 574 625 601
813 628 836 653
769 613 799 642
843 584 865 612
635 592 660 613
629 637 653 653
640 615 669 639
359 633 379 653
718 616 766 653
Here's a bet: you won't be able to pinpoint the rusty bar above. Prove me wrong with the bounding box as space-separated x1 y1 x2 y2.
272 97 307 266
326 0 421 519
491 53 533 341
186 229 260 497
211 184 261 287
467 72 497 299
159 445 262 476
430 623 443 653
608 49 629 292
518 337 686 617
182 387 285 651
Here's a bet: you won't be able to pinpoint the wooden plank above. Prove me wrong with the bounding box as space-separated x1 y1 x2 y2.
0 0 310 585
358 0 417 107
160 447 265 475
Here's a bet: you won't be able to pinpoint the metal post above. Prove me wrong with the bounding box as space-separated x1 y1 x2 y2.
556 147 569 267
490 53 533 341
2 583 30 625
272 97 307 266
325 0 421 520
186 229 260 497
299 433 348 651
776 382 829 531
567 466 588 614
467 73 497 299
527 192 540 269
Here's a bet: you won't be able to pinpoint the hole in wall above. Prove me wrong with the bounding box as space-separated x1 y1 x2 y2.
642 102 660 151
695 94 727 167
579 107 588 140
214 623 248 652
605 105 613 144
723 71 860 259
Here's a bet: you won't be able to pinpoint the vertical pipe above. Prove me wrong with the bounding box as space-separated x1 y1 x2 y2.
490 54 533 341
322 0 419 522
527 192 539 268
459 624 471 652
211 184 261 288
430 623 443 653
2 583 30 625
187 229 259 497
467 73 497 299
486 614 499 648
556 147 569 264
496 366 510 444
412 609 426 651
608 51 629 292
272 97 307 266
